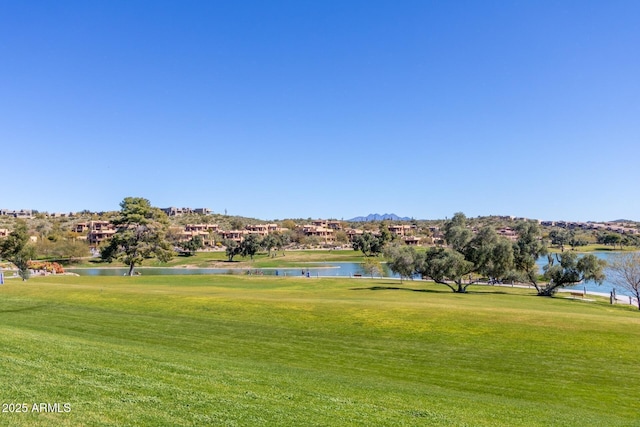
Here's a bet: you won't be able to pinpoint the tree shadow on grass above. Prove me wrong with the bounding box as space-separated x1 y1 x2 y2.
350 282 447 294
350 283 522 296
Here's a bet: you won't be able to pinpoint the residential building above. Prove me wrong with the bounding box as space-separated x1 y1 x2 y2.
403 236 421 246
162 207 211 216
180 224 219 246
185 223 219 233
218 230 249 243
301 225 335 243
0 209 33 219
388 224 413 237
245 224 270 236
87 221 117 246
71 223 90 233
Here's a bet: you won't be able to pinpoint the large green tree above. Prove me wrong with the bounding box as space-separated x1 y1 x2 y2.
224 240 241 262
179 235 204 256
412 213 514 293
384 244 416 282
622 234 640 248
567 230 590 250
443 212 473 252
597 232 623 249
415 247 474 293
262 233 282 257
378 222 393 243
512 221 548 288
101 197 173 276
464 226 514 281
0 221 35 280
240 234 262 260
352 232 386 257
539 252 607 296
549 228 569 252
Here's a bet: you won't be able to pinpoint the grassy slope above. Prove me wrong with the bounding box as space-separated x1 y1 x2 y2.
0 276 639 426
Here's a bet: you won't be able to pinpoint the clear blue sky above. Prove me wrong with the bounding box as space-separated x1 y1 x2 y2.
1 1 638 221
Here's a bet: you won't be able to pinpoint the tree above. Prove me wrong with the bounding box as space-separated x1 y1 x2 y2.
567 231 589 250
352 232 385 257
549 228 569 252
443 212 473 252
281 219 297 231
413 214 514 293
539 252 606 296
512 221 548 289
464 226 514 281
100 197 173 276
0 221 35 280
622 234 640 248
301 235 320 247
165 227 185 246
606 233 623 249
262 234 280 257
277 231 293 254
224 239 241 261
361 257 384 278
415 247 474 293
179 235 204 256
240 234 262 260
598 232 623 249
334 230 349 245
378 222 393 243
384 244 416 282
606 252 640 310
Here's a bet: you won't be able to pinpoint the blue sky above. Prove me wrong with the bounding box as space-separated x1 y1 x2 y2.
1 1 638 221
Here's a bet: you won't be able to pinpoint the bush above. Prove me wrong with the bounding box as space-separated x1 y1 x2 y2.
27 260 65 274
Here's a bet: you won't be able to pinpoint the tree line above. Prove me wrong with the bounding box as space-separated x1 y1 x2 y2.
382 212 640 307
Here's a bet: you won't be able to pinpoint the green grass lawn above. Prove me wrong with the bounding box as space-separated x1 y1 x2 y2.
1 275 638 426
546 244 637 253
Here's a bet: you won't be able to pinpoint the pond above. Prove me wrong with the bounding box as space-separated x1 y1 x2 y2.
66 262 386 278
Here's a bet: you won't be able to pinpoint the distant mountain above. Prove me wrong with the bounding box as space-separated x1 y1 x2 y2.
348 213 412 222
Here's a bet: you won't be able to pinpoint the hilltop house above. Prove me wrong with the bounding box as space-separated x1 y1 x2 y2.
87 221 117 246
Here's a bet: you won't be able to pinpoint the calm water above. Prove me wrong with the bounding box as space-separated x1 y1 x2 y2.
66 262 377 278
66 252 636 297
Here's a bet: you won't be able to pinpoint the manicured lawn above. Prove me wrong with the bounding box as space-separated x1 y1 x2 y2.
546 244 637 253
0 275 638 426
